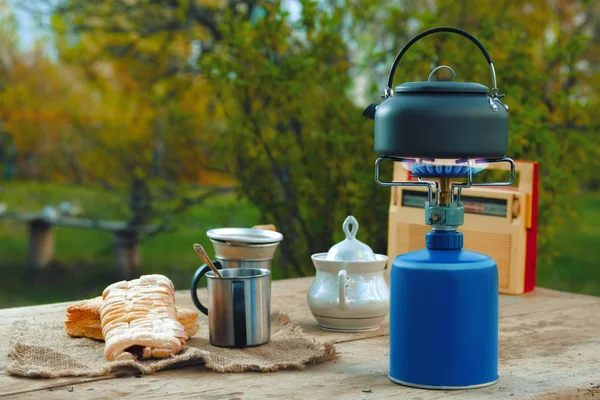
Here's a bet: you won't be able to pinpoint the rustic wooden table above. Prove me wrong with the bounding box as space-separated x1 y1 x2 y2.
1 277 599 399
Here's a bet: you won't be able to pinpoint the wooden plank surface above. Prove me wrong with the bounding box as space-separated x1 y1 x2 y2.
1 277 600 399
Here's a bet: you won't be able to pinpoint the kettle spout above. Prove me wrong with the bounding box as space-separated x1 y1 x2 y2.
362 103 378 120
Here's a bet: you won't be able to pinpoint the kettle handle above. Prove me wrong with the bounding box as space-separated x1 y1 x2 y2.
385 26 499 98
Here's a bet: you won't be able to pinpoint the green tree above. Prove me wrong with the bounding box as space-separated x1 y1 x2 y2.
9 0 236 228
27 0 390 275
200 0 390 275
15 0 600 274
348 0 600 263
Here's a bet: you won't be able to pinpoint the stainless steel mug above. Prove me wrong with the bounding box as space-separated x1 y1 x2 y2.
191 267 271 348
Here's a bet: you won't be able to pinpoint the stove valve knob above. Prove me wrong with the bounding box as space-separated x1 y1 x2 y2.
429 211 445 225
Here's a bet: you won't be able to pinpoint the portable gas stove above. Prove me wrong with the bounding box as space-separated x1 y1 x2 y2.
363 27 515 389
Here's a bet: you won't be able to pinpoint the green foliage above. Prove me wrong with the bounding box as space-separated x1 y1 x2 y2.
200 0 599 272
346 0 600 265
3 0 599 277
200 0 390 275
536 193 600 295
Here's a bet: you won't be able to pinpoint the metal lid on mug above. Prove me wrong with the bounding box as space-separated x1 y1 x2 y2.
207 227 283 245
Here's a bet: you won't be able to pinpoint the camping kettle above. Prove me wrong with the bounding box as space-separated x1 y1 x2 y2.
362 27 509 160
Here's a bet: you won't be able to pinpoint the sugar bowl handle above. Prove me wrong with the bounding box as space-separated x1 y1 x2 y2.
338 268 349 310
342 216 359 240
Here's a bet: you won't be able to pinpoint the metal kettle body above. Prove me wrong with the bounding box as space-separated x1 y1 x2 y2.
363 26 510 160
373 85 508 159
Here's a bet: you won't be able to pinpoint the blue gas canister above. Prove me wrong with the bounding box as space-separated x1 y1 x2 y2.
388 230 499 389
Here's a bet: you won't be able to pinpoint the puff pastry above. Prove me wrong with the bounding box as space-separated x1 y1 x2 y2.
100 274 188 361
65 296 105 340
65 297 199 341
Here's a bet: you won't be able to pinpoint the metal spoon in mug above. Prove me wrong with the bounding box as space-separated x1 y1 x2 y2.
193 243 222 278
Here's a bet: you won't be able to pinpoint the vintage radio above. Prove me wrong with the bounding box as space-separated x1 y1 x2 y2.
386 160 539 295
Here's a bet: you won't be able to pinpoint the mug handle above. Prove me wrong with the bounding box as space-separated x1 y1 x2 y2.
190 260 223 315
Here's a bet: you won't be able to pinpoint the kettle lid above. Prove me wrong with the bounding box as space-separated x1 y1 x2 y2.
325 216 376 261
394 81 489 94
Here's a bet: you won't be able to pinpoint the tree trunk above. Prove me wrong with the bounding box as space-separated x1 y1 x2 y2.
27 219 54 274
114 230 141 279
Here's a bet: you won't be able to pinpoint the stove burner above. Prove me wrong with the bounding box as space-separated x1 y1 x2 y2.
410 164 485 178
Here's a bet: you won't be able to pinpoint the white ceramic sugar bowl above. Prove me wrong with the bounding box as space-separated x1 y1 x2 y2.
307 216 389 332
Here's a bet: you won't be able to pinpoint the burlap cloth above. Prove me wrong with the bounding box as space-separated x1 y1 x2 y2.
7 311 337 378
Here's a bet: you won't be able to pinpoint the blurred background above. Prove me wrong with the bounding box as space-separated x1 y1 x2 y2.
0 0 598 308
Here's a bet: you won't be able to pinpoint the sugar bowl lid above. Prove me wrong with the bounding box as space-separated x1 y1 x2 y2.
325 216 376 261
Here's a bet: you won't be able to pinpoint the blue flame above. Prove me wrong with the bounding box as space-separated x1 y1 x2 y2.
410 164 485 178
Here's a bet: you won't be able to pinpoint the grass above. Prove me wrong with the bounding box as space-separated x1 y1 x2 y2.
0 181 599 308
0 181 264 307
535 193 600 296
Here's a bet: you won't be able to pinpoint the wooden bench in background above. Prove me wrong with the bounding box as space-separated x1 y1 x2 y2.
0 212 162 278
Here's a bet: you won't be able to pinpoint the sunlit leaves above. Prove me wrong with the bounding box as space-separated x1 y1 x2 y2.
3 0 598 271
348 0 599 265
